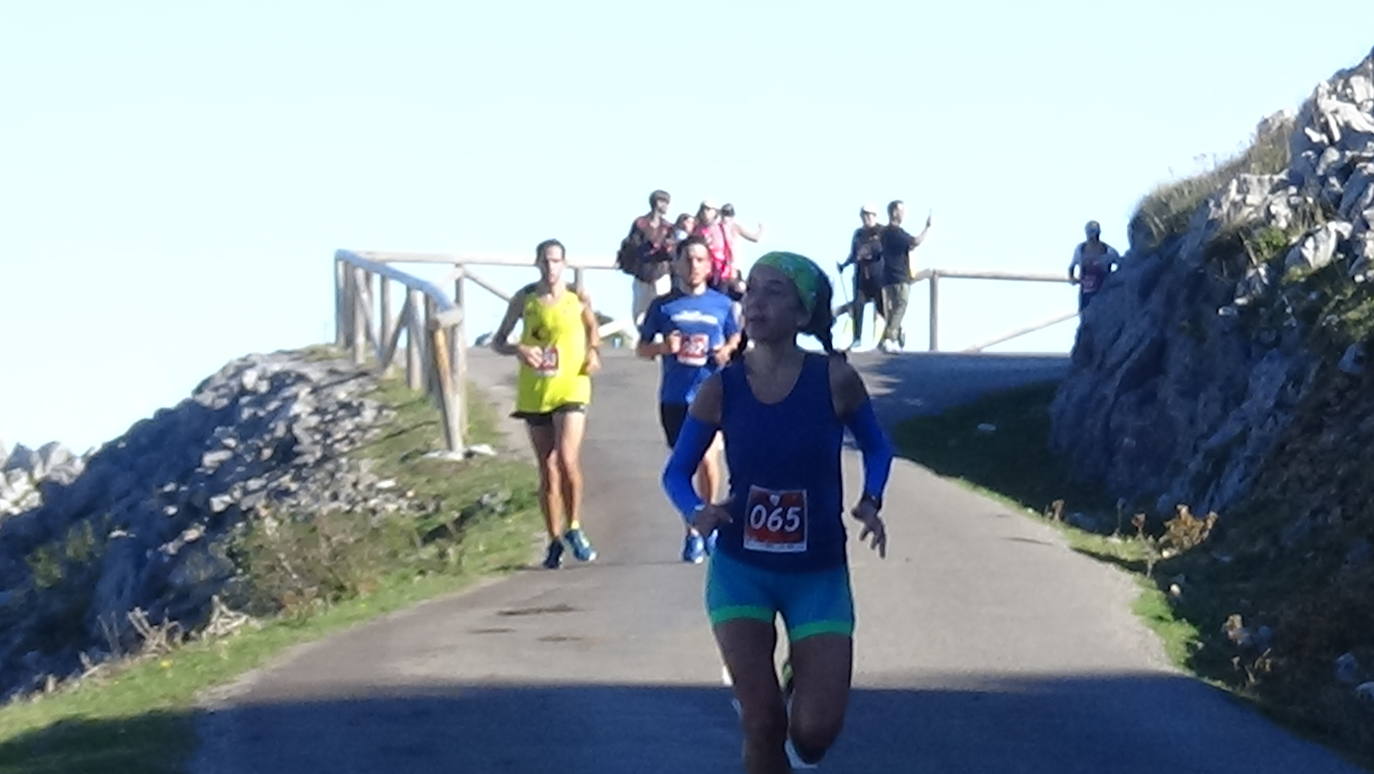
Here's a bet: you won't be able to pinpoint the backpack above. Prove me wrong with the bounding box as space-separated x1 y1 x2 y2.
616 220 670 283
853 229 883 280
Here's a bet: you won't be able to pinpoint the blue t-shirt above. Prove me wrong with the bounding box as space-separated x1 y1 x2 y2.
639 288 739 405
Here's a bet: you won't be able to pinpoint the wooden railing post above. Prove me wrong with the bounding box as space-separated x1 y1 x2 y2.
453 269 469 438
334 258 346 348
423 297 437 398
573 267 585 295
928 272 940 352
406 288 424 390
351 267 367 365
452 268 465 381
379 278 392 366
429 320 465 455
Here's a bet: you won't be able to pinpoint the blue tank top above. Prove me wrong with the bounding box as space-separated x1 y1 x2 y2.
717 353 846 571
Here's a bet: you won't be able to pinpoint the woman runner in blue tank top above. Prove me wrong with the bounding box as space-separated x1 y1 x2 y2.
663 251 894 772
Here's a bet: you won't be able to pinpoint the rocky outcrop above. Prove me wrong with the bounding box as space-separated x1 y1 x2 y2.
0 441 87 518
1051 49 1374 517
0 350 412 700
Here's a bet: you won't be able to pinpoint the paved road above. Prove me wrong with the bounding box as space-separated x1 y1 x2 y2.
193 350 1361 773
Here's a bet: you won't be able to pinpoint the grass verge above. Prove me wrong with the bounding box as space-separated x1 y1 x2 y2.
0 348 539 774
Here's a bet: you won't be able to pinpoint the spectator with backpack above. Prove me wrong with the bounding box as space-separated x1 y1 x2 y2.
620 189 677 327
838 203 886 351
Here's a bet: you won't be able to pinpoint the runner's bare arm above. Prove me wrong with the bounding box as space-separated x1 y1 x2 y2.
910 212 932 248
577 289 602 349
635 298 666 359
828 357 868 418
490 291 526 357
688 372 724 426
578 289 602 374
734 221 763 243
713 333 743 366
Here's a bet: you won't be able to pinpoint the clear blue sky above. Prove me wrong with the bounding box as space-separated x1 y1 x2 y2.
1 1 1369 451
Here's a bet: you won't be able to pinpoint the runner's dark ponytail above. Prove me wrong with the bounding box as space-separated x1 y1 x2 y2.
803 272 845 360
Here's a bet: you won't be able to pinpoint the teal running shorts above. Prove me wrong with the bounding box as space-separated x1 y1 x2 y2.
705 549 854 641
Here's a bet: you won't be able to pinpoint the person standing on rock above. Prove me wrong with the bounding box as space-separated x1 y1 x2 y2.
491 239 602 569
878 200 932 353
637 236 741 563
838 203 886 351
662 251 894 773
1069 220 1121 311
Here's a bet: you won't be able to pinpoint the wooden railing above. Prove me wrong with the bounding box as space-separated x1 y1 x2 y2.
333 249 637 456
347 250 637 342
837 268 1078 352
334 250 469 457
334 251 1078 455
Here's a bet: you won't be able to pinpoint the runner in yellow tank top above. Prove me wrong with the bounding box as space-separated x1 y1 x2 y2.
491 239 603 568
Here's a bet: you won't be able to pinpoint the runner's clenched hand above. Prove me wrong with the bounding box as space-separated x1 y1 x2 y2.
852 501 887 558
692 501 733 535
516 345 544 370
582 348 602 375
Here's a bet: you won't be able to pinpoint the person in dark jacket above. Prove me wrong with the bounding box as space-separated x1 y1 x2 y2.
838 203 886 351
878 200 932 352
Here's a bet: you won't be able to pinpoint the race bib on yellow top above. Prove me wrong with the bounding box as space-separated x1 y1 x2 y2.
536 346 560 377
744 486 808 553
678 333 710 367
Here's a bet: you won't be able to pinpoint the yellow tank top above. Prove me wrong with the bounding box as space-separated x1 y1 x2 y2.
515 283 592 414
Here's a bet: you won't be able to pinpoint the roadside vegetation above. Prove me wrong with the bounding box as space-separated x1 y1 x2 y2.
0 348 540 774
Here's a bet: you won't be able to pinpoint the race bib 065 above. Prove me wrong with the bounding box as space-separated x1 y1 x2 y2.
743 486 808 553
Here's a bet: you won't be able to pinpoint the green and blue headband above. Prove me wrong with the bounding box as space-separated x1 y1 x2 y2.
754 251 823 317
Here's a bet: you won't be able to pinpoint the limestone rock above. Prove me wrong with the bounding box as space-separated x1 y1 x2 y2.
0 348 405 701
1284 222 1353 272
1053 49 1374 518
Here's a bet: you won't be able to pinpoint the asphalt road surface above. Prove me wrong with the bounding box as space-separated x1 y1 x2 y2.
192 349 1361 774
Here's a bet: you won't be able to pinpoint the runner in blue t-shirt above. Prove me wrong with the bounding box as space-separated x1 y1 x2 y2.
638 236 742 563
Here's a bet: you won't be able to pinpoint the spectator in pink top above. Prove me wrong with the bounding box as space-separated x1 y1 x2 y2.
720 202 763 274
693 200 729 282
694 200 761 298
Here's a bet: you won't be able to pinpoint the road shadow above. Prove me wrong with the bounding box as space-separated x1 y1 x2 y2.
5 674 1361 773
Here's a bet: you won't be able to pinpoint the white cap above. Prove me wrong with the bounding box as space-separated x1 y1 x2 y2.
860 203 880 215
